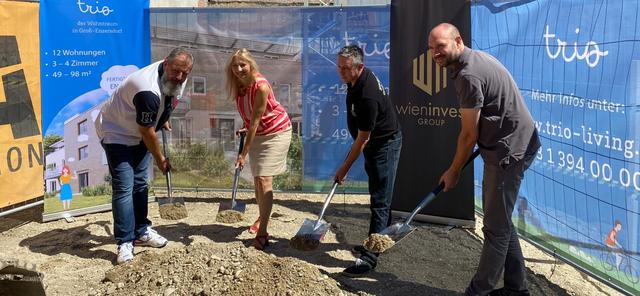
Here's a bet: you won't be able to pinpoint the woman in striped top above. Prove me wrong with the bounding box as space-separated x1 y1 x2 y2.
225 48 292 250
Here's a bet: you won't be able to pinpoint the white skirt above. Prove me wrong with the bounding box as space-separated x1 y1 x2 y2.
248 127 292 177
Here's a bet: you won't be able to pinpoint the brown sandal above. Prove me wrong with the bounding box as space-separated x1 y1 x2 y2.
253 233 269 250
249 217 260 234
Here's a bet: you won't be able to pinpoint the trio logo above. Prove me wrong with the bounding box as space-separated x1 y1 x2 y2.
0 35 40 139
412 50 447 96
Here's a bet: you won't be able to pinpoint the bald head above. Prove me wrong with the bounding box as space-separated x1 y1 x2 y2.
428 23 465 67
430 23 461 40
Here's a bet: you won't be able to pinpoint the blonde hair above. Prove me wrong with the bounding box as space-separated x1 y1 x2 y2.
225 48 260 100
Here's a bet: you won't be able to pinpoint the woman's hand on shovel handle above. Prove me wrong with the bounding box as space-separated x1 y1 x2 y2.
235 153 246 171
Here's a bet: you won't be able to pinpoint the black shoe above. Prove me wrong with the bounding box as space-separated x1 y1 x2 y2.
489 288 530 296
342 258 375 277
350 245 366 256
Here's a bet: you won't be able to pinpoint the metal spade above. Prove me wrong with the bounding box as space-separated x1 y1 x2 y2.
373 149 480 252
218 132 247 214
293 181 339 242
158 129 188 219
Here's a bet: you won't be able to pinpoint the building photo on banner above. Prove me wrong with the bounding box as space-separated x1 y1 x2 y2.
40 0 150 219
2 0 640 295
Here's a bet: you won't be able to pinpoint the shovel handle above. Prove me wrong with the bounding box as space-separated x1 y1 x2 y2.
161 129 172 199
231 132 246 205
404 149 480 225
237 131 246 155
313 181 339 229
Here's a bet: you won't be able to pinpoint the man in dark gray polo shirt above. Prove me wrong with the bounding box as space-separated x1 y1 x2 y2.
428 23 541 296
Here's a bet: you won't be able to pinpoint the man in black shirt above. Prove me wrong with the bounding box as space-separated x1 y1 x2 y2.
429 23 540 296
334 45 403 277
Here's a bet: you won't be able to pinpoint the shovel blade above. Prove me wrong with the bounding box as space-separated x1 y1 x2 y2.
157 196 186 206
218 200 246 214
378 222 415 245
294 218 330 241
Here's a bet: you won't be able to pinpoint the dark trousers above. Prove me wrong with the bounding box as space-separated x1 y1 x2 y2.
466 152 535 296
359 131 402 266
101 141 152 245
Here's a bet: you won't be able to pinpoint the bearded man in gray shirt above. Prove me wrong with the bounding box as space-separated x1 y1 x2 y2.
428 23 541 296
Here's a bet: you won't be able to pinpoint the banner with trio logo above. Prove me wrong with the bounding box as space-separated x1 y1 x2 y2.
473 0 640 294
40 0 150 215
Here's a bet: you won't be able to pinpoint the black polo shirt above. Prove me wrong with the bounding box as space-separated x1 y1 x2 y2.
346 67 400 146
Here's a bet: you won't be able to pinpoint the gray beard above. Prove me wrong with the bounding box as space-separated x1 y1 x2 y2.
160 74 181 97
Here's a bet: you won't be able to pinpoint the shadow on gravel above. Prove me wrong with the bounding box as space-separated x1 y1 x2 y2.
19 221 114 262
274 199 572 296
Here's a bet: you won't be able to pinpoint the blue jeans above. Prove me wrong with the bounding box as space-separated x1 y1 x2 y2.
359 131 402 266
101 141 152 245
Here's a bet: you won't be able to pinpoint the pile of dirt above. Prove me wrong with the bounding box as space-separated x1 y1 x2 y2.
90 242 361 296
363 234 395 253
289 235 320 251
216 210 244 224
158 203 188 220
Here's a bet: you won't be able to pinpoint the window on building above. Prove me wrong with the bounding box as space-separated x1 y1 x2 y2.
78 119 88 136
79 172 89 191
79 146 88 160
46 163 57 171
276 84 291 109
49 181 57 193
193 76 206 95
292 120 302 136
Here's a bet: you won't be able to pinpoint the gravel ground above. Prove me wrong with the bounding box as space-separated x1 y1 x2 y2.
0 190 624 295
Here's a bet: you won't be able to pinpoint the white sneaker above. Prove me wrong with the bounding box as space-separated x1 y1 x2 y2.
134 227 168 248
117 242 134 264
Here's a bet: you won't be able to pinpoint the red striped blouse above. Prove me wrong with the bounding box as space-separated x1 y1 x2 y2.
236 74 291 136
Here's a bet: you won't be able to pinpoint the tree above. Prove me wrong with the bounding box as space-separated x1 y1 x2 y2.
43 134 63 155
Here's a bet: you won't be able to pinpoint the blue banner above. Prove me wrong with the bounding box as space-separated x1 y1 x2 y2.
41 0 149 213
302 6 390 190
473 0 640 293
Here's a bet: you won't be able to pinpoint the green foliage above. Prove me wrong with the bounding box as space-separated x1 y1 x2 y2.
203 148 231 177
167 143 212 172
274 133 302 190
103 173 112 185
44 191 57 199
81 184 112 196
43 134 63 155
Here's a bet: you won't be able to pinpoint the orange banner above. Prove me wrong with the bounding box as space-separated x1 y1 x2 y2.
0 1 43 209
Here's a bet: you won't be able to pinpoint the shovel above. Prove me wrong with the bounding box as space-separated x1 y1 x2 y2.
369 149 480 252
158 129 188 220
291 181 339 248
218 131 247 214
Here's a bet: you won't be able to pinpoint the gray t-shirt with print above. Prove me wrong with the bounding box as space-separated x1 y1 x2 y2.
451 47 540 166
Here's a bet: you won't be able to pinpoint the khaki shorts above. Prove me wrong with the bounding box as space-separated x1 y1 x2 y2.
248 127 292 177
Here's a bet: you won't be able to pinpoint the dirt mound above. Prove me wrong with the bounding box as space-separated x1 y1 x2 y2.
159 203 188 220
289 235 320 251
216 210 244 223
91 242 359 296
363 234 395 253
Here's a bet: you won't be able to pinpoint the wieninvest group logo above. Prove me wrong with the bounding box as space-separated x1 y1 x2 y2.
412 50 447 96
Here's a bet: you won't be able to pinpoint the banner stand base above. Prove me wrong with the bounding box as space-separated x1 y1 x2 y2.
392 210 475 228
